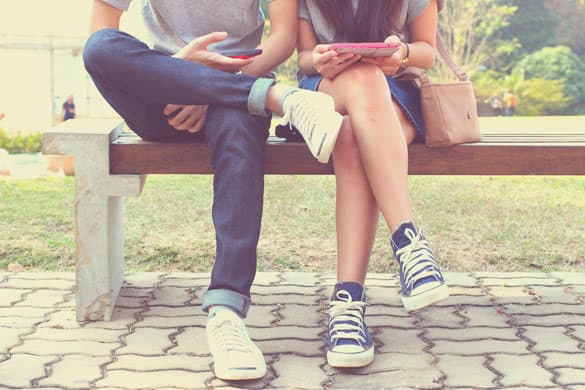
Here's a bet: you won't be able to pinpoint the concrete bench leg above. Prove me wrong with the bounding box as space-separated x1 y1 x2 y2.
43 120 146 321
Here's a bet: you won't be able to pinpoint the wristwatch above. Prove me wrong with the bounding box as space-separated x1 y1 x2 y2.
401 42 410 65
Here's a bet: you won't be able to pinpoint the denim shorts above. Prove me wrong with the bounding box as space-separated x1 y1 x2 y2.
298 74 426 142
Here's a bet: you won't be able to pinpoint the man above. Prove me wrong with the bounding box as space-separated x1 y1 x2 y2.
85 0 342 381
62 95 76 121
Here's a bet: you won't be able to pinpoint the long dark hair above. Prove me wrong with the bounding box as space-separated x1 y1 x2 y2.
316 0 404 42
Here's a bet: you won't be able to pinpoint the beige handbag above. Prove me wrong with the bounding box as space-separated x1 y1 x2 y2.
400 35 481 147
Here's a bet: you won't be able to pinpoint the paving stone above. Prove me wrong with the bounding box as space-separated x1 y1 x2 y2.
367 315 417 329
40 308 140 330
426 326 519 341
150 286 194 306
39 355 111 389
279 272 319 285
513 314 585 327
253 272 280 285
492 296 540 306
0 327 26 353
158 278 208 288
459 306 510 327
556 368 585 385
251 285 320 295
0 354 57 388
118 328 176 355
432 339 529 355
14 290 69 307
2 278 73 290
365 304 410 317
0 307 53 319
475 272 552 279
135 315 206 328
167 327 209 355
96 370 210 389
435 295 496 307
124 272 163 288
542 352 585 369
417 306 463 328
571 325 585 343
108 354 212 371
479 277 558 287
362 286 402 305
115 296 147 308
271 355 327 388
331 368 443 389
253 293 320 306
249 325 322 341
444 272 478 286
491 354 555 387
538 295 583 305
448 286 484 296
376 328 427 354
257 339 322 356
0 288 24 305
24 327 125 343
11 273 74 280
0 316 43 328
522 327 582 353
550 273 585 285
11 339 119 356
277 304 322 327
505 303 585 316
487 286 531 298
119 287 153 298
208 361 276 389
143 305 200 317
530 285 580 297
437 355 494 388
346 352 433 375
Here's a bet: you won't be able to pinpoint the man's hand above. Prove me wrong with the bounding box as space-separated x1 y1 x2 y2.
313 44 361 80
360 35 404 76
164 104 208 134
173 32 254 73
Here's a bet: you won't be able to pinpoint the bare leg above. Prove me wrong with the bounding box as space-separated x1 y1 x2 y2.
320 62 416 232
333 103 417 284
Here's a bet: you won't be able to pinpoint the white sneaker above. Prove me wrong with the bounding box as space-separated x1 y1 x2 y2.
282 90 343 164
206 309 266 381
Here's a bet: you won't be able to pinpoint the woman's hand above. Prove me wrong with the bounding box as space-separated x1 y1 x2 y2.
163 104 208 134
312 44 361 80
360 35 404 76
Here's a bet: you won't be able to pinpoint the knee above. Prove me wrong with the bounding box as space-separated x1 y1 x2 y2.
83 28 129 75
340 63 387 86
333 117 363 171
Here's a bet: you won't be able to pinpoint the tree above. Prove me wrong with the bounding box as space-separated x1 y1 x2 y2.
434 0 517 81
546 0 585 57
515 46 585 114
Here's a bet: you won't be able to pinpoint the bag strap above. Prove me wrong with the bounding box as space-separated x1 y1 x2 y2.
435 34 469 82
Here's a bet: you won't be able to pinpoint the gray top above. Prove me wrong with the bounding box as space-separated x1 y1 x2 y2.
101 0 273 54
299 0 442 44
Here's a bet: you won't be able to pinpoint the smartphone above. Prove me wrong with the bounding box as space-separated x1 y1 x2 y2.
221 49 263 59
329 43 400 57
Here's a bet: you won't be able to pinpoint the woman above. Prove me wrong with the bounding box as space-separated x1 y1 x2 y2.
297 0 448 368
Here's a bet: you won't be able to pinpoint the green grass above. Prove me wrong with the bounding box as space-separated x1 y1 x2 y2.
1 175 584 273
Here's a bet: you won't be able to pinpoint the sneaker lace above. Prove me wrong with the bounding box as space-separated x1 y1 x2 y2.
281 92 318 144
395 228 442 290
211 319 252 354
329 290 367 345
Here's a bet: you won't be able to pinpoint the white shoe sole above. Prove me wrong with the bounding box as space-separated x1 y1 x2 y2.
315 112 343 164
402 283 449 312
213 363 266 381
327 346 374 368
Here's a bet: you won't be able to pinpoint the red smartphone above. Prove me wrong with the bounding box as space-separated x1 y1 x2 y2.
221 49 263 59
329 42 401 57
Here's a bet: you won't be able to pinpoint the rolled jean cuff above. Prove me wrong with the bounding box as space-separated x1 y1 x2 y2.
201 288 251 318
247 77 276 117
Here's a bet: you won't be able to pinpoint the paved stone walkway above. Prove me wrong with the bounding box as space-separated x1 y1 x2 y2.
1 272 585 389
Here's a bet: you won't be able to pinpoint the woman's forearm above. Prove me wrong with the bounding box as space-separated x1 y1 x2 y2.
298 50 319 76
402 41 436 70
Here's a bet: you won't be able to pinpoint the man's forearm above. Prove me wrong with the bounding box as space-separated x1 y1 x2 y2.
240 32 295 77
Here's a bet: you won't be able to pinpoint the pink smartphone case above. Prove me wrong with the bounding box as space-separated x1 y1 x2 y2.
330 43 400 57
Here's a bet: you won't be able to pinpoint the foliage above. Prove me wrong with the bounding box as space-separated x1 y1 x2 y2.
0 128 42 154
473 69 570 116
514 46 585 113
546 0 585 57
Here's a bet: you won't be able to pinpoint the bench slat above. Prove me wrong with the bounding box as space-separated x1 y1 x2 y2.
110 133 585 176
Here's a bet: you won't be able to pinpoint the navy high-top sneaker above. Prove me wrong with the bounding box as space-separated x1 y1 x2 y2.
391 222 449 311
327 281 374 368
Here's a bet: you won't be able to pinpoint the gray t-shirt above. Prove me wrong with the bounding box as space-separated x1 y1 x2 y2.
102 0 273 54
299 0 442 44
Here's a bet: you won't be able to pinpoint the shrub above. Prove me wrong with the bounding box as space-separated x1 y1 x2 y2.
0 128 42 154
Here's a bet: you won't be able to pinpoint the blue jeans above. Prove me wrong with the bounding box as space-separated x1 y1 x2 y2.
84 28 274 317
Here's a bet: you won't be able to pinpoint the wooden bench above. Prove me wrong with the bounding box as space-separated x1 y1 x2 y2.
42 118 585 321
